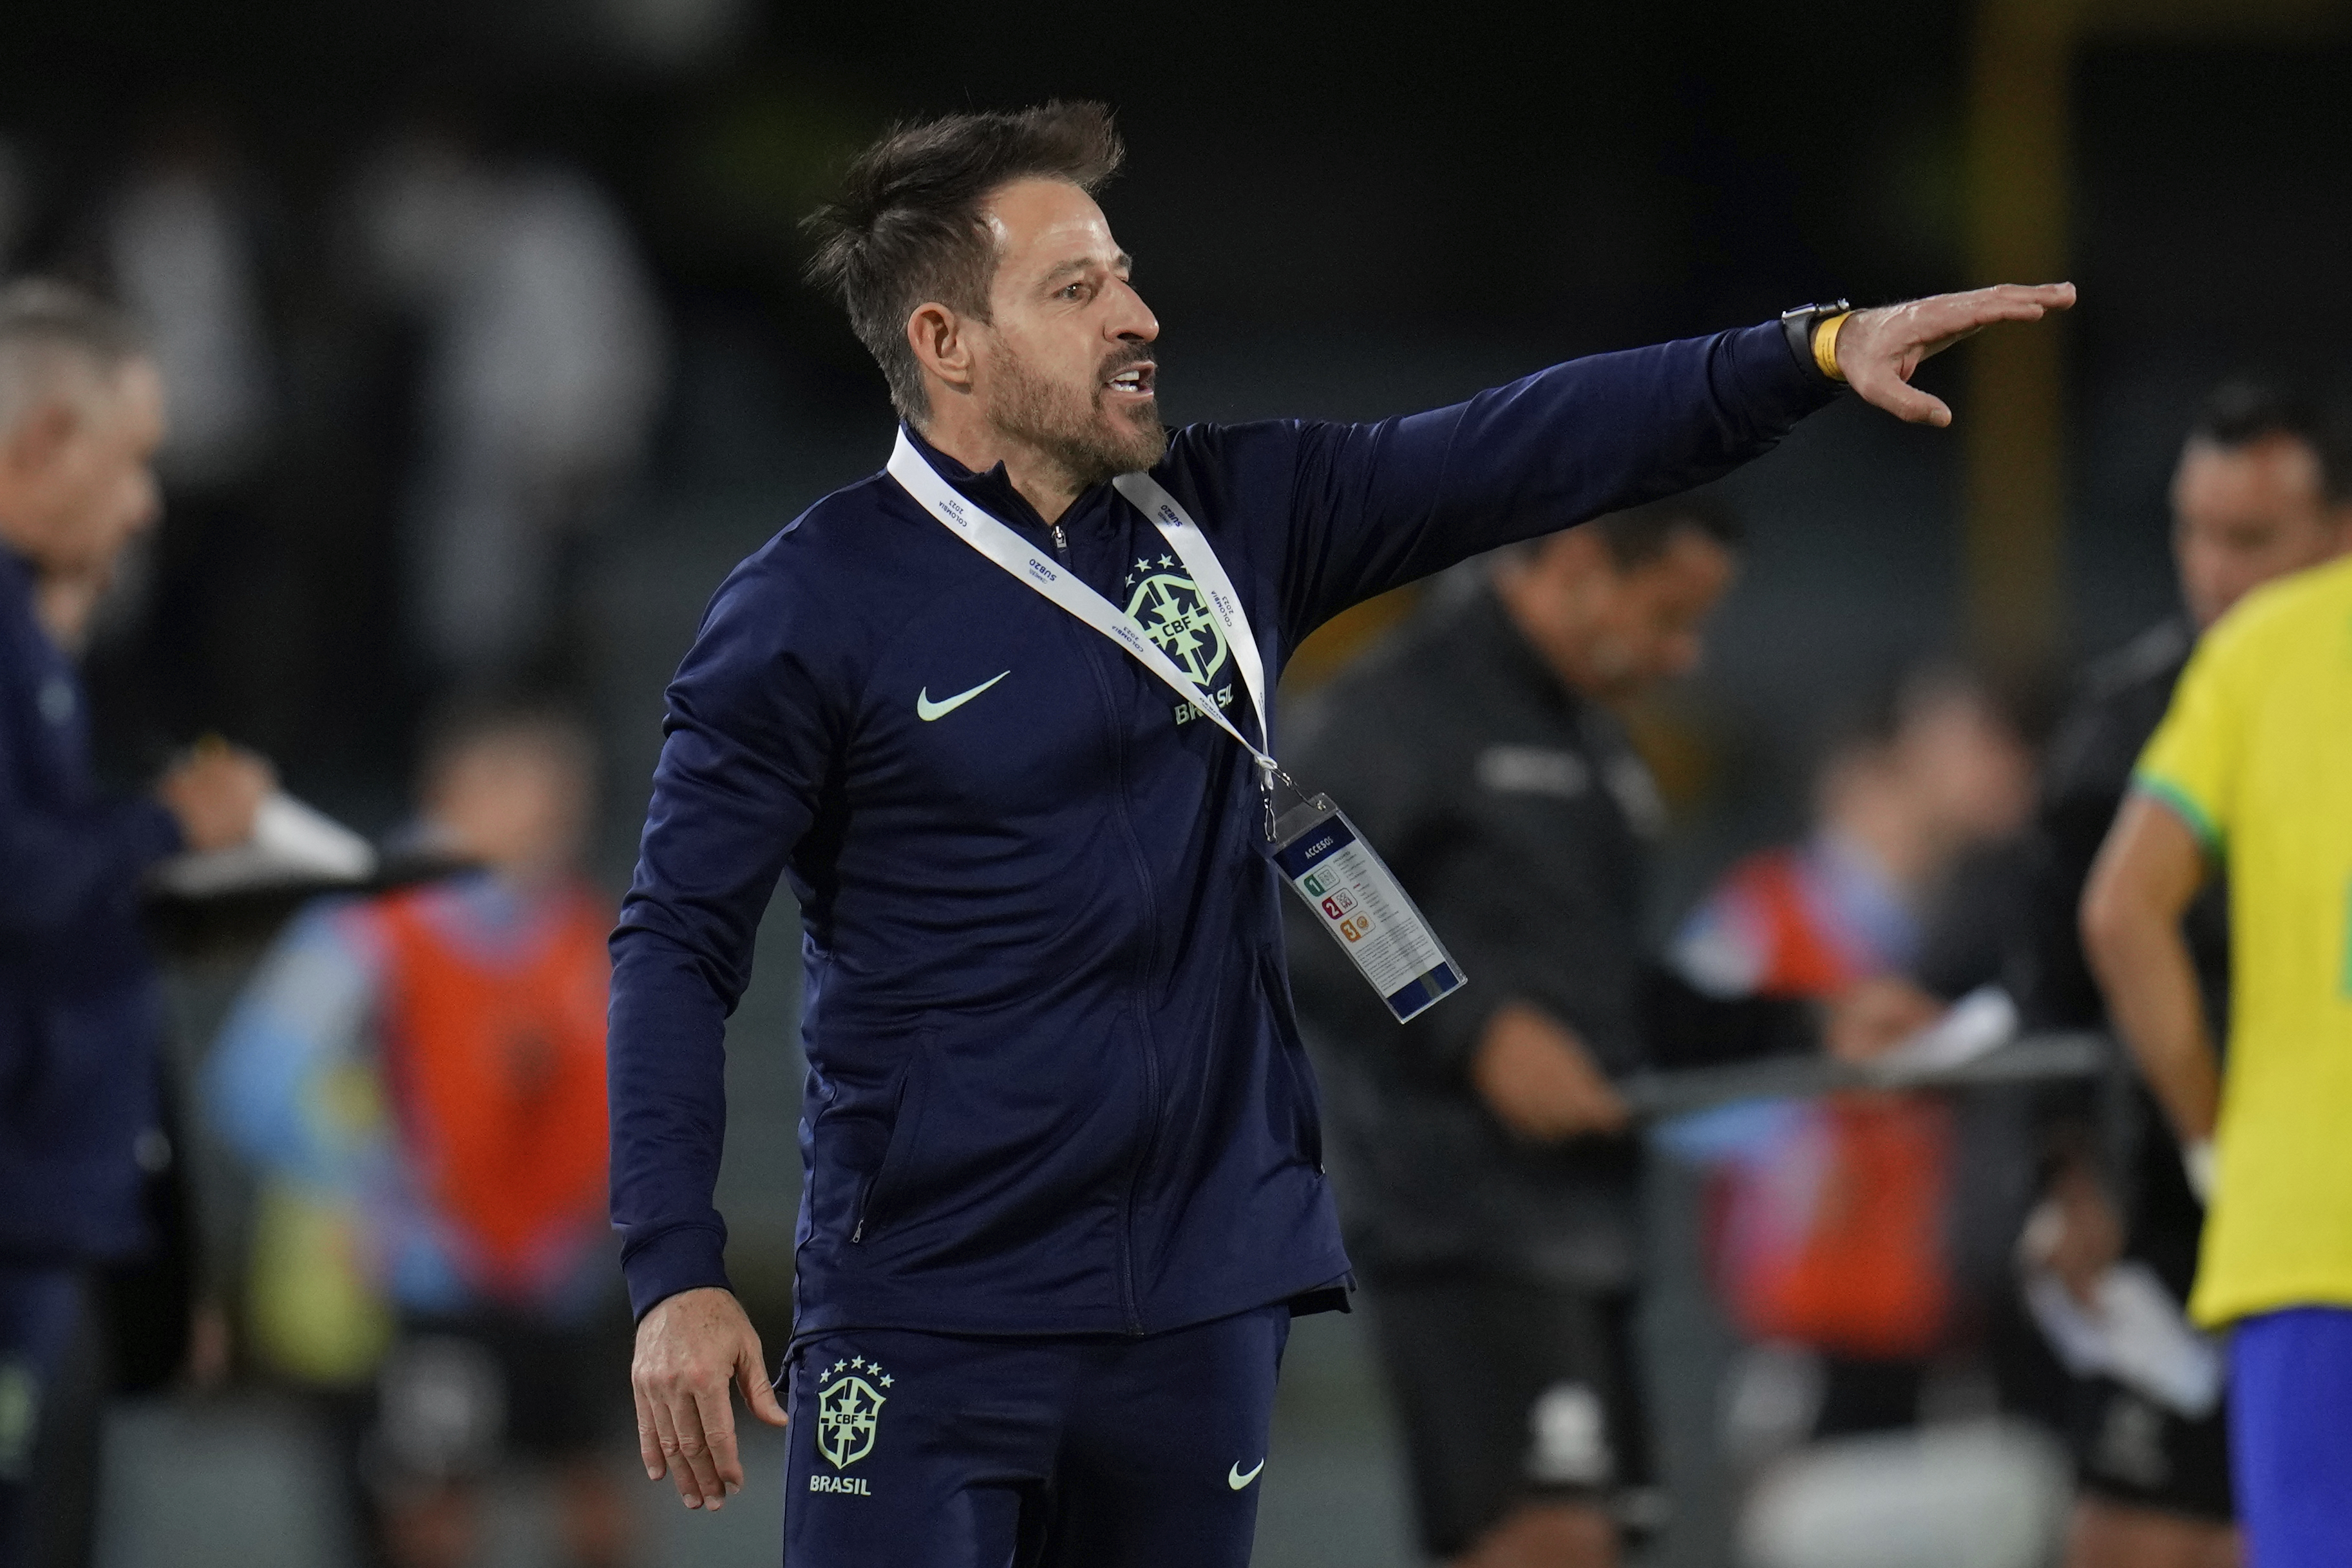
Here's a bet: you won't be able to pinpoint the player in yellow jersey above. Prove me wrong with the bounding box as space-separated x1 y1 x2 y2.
2082 525 2352 1568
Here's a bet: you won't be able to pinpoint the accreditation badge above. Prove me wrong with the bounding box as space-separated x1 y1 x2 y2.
1271 794 1466 1023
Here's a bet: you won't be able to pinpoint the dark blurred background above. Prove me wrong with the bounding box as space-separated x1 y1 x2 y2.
7 0 2351 1563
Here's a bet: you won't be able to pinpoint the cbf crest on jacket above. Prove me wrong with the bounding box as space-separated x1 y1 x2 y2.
607 323 1835 1337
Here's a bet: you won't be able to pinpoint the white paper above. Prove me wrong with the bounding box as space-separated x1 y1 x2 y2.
2022 1260 2223 1417
152 791 378 898
1872 985 2020 1076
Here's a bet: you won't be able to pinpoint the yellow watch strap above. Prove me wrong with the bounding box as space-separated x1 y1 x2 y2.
1813 311 1852 383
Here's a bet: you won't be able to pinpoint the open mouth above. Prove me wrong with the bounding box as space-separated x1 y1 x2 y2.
1103 361 1156 399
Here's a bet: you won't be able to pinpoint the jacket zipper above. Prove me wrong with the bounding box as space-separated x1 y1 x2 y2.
1053 513 1165 1334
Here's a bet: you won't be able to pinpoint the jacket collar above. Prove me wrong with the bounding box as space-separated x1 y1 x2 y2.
898 422 1119 539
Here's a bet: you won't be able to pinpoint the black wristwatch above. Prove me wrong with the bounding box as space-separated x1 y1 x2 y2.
1780 299 1853 390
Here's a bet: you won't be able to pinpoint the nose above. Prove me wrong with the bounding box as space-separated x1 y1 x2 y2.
1109 276 1159 345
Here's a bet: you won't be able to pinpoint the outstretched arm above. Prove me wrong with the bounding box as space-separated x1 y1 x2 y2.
1259 284 2076 639
0 735 269 939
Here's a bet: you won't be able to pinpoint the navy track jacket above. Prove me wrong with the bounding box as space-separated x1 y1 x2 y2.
609 321 1836 1336
0 546 182 1262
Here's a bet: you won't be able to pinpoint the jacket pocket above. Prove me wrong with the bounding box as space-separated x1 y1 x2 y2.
1258 952 1326 1171
851 1030 936 1243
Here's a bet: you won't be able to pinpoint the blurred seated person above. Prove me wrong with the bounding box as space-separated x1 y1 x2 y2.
1667 666 2034 1453
0 279 267 1561
1286 500 1918 1568
207 695 625 1568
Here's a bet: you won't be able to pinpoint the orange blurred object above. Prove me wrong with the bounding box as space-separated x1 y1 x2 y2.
1701 847 1955 1359
376 885 614 1304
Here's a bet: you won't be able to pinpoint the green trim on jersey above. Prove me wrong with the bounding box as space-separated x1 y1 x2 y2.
2134 773 2224 860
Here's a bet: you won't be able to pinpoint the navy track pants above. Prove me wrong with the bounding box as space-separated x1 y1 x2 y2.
782 1305 1290 1567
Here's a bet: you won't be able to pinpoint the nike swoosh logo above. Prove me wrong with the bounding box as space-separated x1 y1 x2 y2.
916 671 1010 722
1228 1459 1265 1490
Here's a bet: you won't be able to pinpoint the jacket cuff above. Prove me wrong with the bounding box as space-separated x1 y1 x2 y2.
621 1223 733 1321
1733 319 1842 421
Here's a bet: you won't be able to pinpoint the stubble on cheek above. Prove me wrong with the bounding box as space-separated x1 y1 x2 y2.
992 346 1166 484
1106 393 1167 473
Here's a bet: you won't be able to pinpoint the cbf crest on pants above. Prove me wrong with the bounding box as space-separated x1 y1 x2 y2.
811 1355 891 1486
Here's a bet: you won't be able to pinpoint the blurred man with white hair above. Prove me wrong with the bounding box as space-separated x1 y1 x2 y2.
0 279 269 1558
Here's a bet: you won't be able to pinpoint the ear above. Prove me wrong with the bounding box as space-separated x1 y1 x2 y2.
906 302 977 401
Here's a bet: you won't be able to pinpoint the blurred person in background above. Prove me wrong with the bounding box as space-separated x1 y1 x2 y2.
350 119 666 692
1665 669 2035 1464
0 279 267 1562
1285 500 1888 1568
2079 449 2352 1568
2019 381 2352 1568
207 695 626 1568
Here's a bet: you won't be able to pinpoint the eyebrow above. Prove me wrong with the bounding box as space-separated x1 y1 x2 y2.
1042 251 1133 285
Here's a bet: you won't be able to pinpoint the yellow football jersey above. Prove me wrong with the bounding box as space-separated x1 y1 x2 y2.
2137 550 2352 1327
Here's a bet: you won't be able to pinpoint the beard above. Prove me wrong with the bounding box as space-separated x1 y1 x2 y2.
987 341 1167 493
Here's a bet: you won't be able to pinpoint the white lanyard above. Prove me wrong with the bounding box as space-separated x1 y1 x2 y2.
1108 468 1271 760
887 429 1280 780
888 431 1465 1020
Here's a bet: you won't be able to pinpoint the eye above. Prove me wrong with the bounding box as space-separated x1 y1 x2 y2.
1058 281 1088 301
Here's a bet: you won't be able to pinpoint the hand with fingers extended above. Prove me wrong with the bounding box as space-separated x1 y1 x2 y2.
632 1285 789 1512
1830 282 2077 427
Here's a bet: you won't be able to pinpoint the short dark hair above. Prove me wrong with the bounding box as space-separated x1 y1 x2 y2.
1814 657 2049 776
1492 495 1742 577
1588 493 1743 570
417 687 594 791
0 279 149 433
803 102 1125 421
2187 377 2352 504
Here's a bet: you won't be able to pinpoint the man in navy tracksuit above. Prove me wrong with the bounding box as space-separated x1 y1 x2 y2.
0 281 268 1562
607 102 2072 1565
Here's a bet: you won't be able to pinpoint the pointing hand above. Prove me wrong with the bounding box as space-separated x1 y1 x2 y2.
1830 283 2077 427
